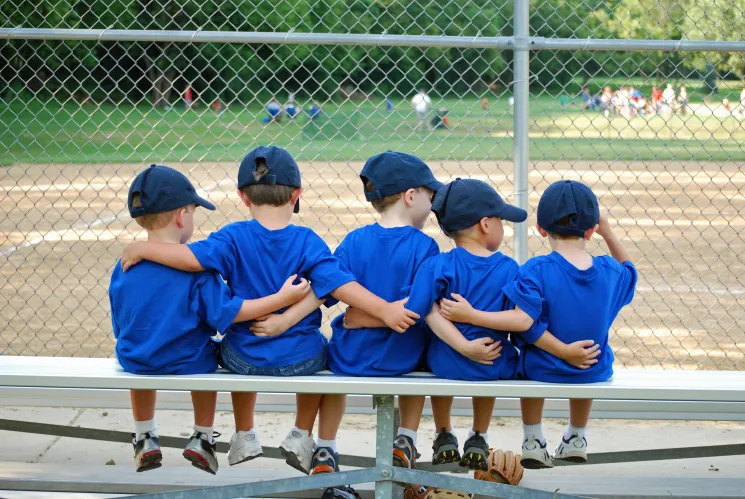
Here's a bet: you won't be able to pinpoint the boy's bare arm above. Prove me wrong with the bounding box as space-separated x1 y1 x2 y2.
343 307 387 329
439 294 534 332
122 242 202 272
330 282 419 333
533 331 601 369
426 304 501 365
233 275 311 323
250 291 325 337
596 214 632 264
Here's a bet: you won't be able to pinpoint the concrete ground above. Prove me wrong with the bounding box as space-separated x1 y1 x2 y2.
1 406 743 481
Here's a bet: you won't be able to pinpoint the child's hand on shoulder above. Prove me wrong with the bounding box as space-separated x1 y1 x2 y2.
462 337 502 365
121 242 145 272
278 274 311 305
250 314 290 337
560 340 601 369
439 293 475 323
385 298 420 334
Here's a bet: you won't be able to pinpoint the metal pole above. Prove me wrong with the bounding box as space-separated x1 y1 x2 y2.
374 395 395 499
512 0 530 264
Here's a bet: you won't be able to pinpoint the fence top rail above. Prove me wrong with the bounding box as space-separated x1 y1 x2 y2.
1 357 745 403
2 28 745 53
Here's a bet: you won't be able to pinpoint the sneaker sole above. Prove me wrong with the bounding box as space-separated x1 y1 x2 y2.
520 457 554 470
392 449 412 469
183 449 217 475
280 447 310 475
554 453 588 464
432 448 461 465
136 450 163 472
228 451 263 467
460 450 488 471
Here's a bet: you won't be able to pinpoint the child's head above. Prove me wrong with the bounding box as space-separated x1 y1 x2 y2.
432 178 527 252
359 151 444 229
536 180 600 243
128 165 216 243
237 146 303 218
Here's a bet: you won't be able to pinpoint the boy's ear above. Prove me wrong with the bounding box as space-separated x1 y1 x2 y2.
403 188 417 206
536 224 549 238
479 217 490 233
291 188 303 205
174 207 186 228
585 224 599 240
237 188 252 207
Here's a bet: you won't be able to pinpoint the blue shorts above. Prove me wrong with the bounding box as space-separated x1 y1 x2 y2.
218 338 328 376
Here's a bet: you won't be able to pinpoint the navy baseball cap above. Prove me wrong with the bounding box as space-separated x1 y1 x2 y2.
238 146 302 213
432 178 527 233
360 151 444 201
127 165 215 218
537 180 600 237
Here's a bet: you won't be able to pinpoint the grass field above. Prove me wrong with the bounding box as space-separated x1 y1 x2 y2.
1 93 744 370
2 94 745 165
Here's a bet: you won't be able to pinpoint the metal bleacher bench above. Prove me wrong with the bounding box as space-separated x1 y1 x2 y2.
1 356 745 499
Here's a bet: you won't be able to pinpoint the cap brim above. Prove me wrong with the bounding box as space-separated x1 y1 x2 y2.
195 196 217 211
426 179 445 192
498 204 528 223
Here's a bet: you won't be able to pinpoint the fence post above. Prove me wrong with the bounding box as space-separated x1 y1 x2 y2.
512 0 530 264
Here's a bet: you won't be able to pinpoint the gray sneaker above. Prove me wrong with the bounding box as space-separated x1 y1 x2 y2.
183 431 220 475
520 435 553 469
133 432 162 472
554 434 588 463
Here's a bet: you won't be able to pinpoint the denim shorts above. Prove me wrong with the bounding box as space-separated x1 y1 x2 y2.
219 339 328 376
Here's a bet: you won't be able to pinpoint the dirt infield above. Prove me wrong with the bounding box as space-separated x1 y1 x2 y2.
1 160 743 370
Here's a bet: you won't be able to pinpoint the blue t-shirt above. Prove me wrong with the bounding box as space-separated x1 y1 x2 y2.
504 252 638 383
328 224 440 376
405 247 524 381
109 261 243 375
189 220 355 368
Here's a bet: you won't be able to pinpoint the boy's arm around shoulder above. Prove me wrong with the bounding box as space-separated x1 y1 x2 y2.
233 275 312 323
122 242 202 272
426 303 502 365
251 290 325 337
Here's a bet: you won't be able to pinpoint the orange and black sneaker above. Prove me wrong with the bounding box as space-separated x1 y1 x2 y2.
392 434 417 469
432 428 460 465
311 447 338 475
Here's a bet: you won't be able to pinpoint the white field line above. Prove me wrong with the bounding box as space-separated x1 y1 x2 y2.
0 178 233 258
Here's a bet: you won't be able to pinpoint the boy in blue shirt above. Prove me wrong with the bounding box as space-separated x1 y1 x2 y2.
443 180 637 469
110 165 311 474
121 147 419 475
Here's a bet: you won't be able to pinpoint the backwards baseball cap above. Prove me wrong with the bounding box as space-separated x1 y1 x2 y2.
432 178 527 233
360 151 444 201
128 165 215 218
238 146 302 213
537 180 600 237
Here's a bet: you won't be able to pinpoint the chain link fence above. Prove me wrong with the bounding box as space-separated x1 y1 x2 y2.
1 0 743 370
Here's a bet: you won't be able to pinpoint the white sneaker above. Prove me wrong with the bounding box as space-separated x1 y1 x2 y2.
279 429 316 474
520 435 553 469
227 430 263 466
554 434 588 463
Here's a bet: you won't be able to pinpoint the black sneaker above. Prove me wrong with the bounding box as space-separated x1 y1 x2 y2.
183 431 220 475
322 485 362 499
432 428 460 465
132 432 162 472
311 446 339 474
392 434 417 469
459 432 489 471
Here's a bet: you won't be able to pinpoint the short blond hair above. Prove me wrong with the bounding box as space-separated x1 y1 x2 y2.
131 194 193 230
546 214 583 241
241 161 297 207
363 178 406 214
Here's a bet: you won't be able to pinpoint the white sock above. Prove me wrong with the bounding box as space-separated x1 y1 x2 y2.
317 438 337 452
564 423 586 440
134 418 157 442
291 426 310 438
468 429 488 443
523 423 545 443
194 424 215 443
397 427 418 446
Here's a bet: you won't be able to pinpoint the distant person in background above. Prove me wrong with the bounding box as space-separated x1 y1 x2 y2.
662 84 676 115
651 86 663 112
722 98 731 114
307 102 323 121
739 87 745 115
481 98 489 112
677 86 689 115
212 99 224 116
285 94 301 120
411 88 432 129
386 97 394 112
184 85 193 110
581 87 599 111
266 98 283 123
600 86 613 117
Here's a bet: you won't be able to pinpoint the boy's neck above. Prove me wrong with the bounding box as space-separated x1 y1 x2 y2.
146 227 183 244
250 204 293 230
378 204 414 228
455 235 494 257
549 237 593 269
